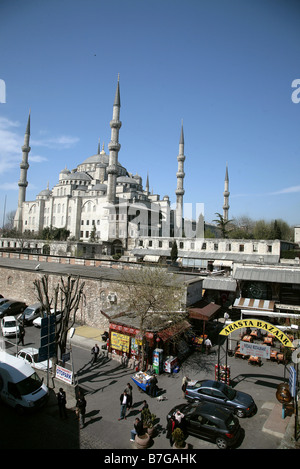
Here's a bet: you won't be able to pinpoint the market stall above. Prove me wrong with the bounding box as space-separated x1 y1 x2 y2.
131 371 152 393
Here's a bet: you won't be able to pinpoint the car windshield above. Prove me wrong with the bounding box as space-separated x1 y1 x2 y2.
24 308 34 317
221 383 236 400
4 321 16 328
16 372 43 396
0 303 11 310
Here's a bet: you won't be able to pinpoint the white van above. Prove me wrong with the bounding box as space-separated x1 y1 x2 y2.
0 351 49 412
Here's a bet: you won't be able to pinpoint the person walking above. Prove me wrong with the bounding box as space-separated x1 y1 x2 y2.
181 376 189 398
57 387 67 419
18 322 25 346
130 417 144 442
118 391 128 420
91 343 100 365
149 374 158 397
76 391 87 428
125 382 133 412
166 415 176 447
205 337 212 354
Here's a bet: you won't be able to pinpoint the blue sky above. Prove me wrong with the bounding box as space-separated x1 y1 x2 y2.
0 0 300 227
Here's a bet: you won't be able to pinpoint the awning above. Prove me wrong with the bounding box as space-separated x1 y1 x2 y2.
188 302 221 321
143 255 160 262
109 322 154 339
233 297 275 312
213 260 233 267
158 320 191 342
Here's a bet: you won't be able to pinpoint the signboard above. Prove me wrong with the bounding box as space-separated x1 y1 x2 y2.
219 319 294 347
38 343 56 361
39 314 56 359
56 365 73 384
240 341 271 359
110 331 130 352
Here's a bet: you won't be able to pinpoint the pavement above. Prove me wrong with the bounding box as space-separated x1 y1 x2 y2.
71 325 300 450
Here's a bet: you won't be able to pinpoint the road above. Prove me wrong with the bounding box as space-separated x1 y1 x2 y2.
0 323 293 450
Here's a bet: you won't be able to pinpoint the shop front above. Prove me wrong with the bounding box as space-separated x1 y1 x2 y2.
109 321 155 368
108 316 191 372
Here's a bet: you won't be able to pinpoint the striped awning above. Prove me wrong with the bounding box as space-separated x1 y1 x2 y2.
233 297 275 312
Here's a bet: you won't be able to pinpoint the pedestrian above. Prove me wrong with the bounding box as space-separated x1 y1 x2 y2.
118 391 128 420
166 415 176 446
125 382 133 410
204 337 212 354
181 376 189 398
149 374 158 397
18 322 25 346
57 387 67 419
122 352 128 367
76 391 87 428
130 417 144 442
174 409 184 428
139 400 149 414
91 343 100 364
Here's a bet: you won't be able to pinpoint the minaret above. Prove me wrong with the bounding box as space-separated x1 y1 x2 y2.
175 121 185 236
107 75 122 204
223 163 230 222
145 172 149 196
14 111 31 231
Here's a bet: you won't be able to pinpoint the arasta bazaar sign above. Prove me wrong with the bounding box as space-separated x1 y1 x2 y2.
220 319 294 348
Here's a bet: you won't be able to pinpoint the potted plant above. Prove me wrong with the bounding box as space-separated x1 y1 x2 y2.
141 407 156 436
172 427 188 449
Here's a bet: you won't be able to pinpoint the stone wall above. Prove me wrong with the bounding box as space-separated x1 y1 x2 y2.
0 266 124 330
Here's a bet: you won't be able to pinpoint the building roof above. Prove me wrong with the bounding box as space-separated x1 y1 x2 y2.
233 265 300 284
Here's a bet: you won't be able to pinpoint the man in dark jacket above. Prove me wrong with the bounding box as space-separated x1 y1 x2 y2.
130 417 144 441
57 387 67 419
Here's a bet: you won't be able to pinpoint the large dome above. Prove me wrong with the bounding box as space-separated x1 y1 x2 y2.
80 153 109 165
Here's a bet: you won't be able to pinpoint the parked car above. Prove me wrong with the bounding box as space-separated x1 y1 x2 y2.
185 379 257 418
18 303 44 326
0 298 9 306
167 402 242 449
1 316 20 337
17 347 52 371
33 310 62 328
0 300 27 319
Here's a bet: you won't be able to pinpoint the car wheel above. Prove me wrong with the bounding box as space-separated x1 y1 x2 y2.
235 408 246 418
216 437 228 449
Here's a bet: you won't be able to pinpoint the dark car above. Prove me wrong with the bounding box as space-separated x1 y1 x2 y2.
0 300 27 319
185 379 256 418
18 303 43 326
167 402 242 449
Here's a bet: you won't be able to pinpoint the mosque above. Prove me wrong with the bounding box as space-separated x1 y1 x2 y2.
13 77 230 258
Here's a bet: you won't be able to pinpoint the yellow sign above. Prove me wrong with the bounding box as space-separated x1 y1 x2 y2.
111 332 130 352
220 319 294 348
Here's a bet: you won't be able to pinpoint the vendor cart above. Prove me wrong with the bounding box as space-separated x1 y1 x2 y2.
131 371 152 393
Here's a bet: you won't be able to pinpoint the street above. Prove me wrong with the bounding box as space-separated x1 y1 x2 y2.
0 323 292 450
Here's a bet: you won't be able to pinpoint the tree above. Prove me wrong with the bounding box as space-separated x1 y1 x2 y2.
170 241 178 263
33 274 85 360
119 267 187 369
212 213 233 238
